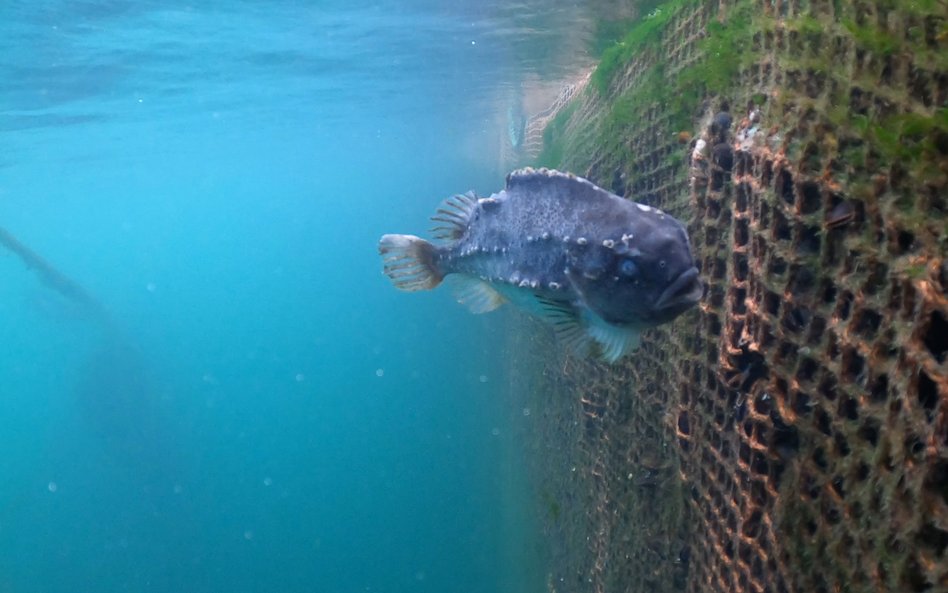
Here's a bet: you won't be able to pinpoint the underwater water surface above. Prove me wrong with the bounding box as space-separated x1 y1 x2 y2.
0 1 607 591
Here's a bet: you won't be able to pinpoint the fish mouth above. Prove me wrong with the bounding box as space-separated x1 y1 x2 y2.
653 267 703 313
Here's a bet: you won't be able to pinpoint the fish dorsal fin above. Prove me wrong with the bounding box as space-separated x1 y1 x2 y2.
505 167 618 205
446 274 506 314
584 312 641 363
430 191 477 243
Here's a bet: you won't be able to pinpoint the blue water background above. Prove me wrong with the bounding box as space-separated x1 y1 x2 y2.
0 2 600 591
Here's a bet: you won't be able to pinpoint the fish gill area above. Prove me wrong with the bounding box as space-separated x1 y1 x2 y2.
502 0 948 592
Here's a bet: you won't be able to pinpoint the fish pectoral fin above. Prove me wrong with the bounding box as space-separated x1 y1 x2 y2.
537 298 641 362
584 313 641 363
536 297 592 355
447 275 506 314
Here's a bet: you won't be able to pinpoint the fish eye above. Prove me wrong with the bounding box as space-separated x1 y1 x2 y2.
619 258 638 277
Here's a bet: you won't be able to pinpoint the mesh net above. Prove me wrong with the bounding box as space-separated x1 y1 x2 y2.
507 1 948 592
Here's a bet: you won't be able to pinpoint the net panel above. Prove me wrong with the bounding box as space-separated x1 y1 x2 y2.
509 1 948 591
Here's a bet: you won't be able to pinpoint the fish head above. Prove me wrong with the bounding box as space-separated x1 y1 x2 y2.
566 215 703 328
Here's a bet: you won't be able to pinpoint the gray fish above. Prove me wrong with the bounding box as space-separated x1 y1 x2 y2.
378 167 703 362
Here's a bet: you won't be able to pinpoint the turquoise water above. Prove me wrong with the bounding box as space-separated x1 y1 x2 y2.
0 2 599 591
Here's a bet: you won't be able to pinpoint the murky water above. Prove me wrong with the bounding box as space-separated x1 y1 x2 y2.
0 1 626 591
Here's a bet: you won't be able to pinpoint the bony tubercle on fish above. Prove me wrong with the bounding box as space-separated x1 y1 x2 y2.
378 167 704 363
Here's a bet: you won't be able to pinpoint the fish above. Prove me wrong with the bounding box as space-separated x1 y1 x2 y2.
507 104 526 150
378 167 703 362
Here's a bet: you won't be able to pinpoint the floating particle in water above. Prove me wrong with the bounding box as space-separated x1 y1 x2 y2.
173 484 183 494
263 477 272 487
295 373 305 382
243 530 253 540
375 368 384 377
47 481 57 493
478 374 488 383
523 407 531 417
145 282 156 292
491 427 500 436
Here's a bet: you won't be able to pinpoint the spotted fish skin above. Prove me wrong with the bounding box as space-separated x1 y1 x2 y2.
378 167 703 362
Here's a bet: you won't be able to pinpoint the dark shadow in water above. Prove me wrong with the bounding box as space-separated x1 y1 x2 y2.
0 226 111 323
0 225 186 485
67 333 204 591
75 331 185 487
1 225 207 588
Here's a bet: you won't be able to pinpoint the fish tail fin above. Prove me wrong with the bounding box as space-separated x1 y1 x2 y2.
378 234 443 291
